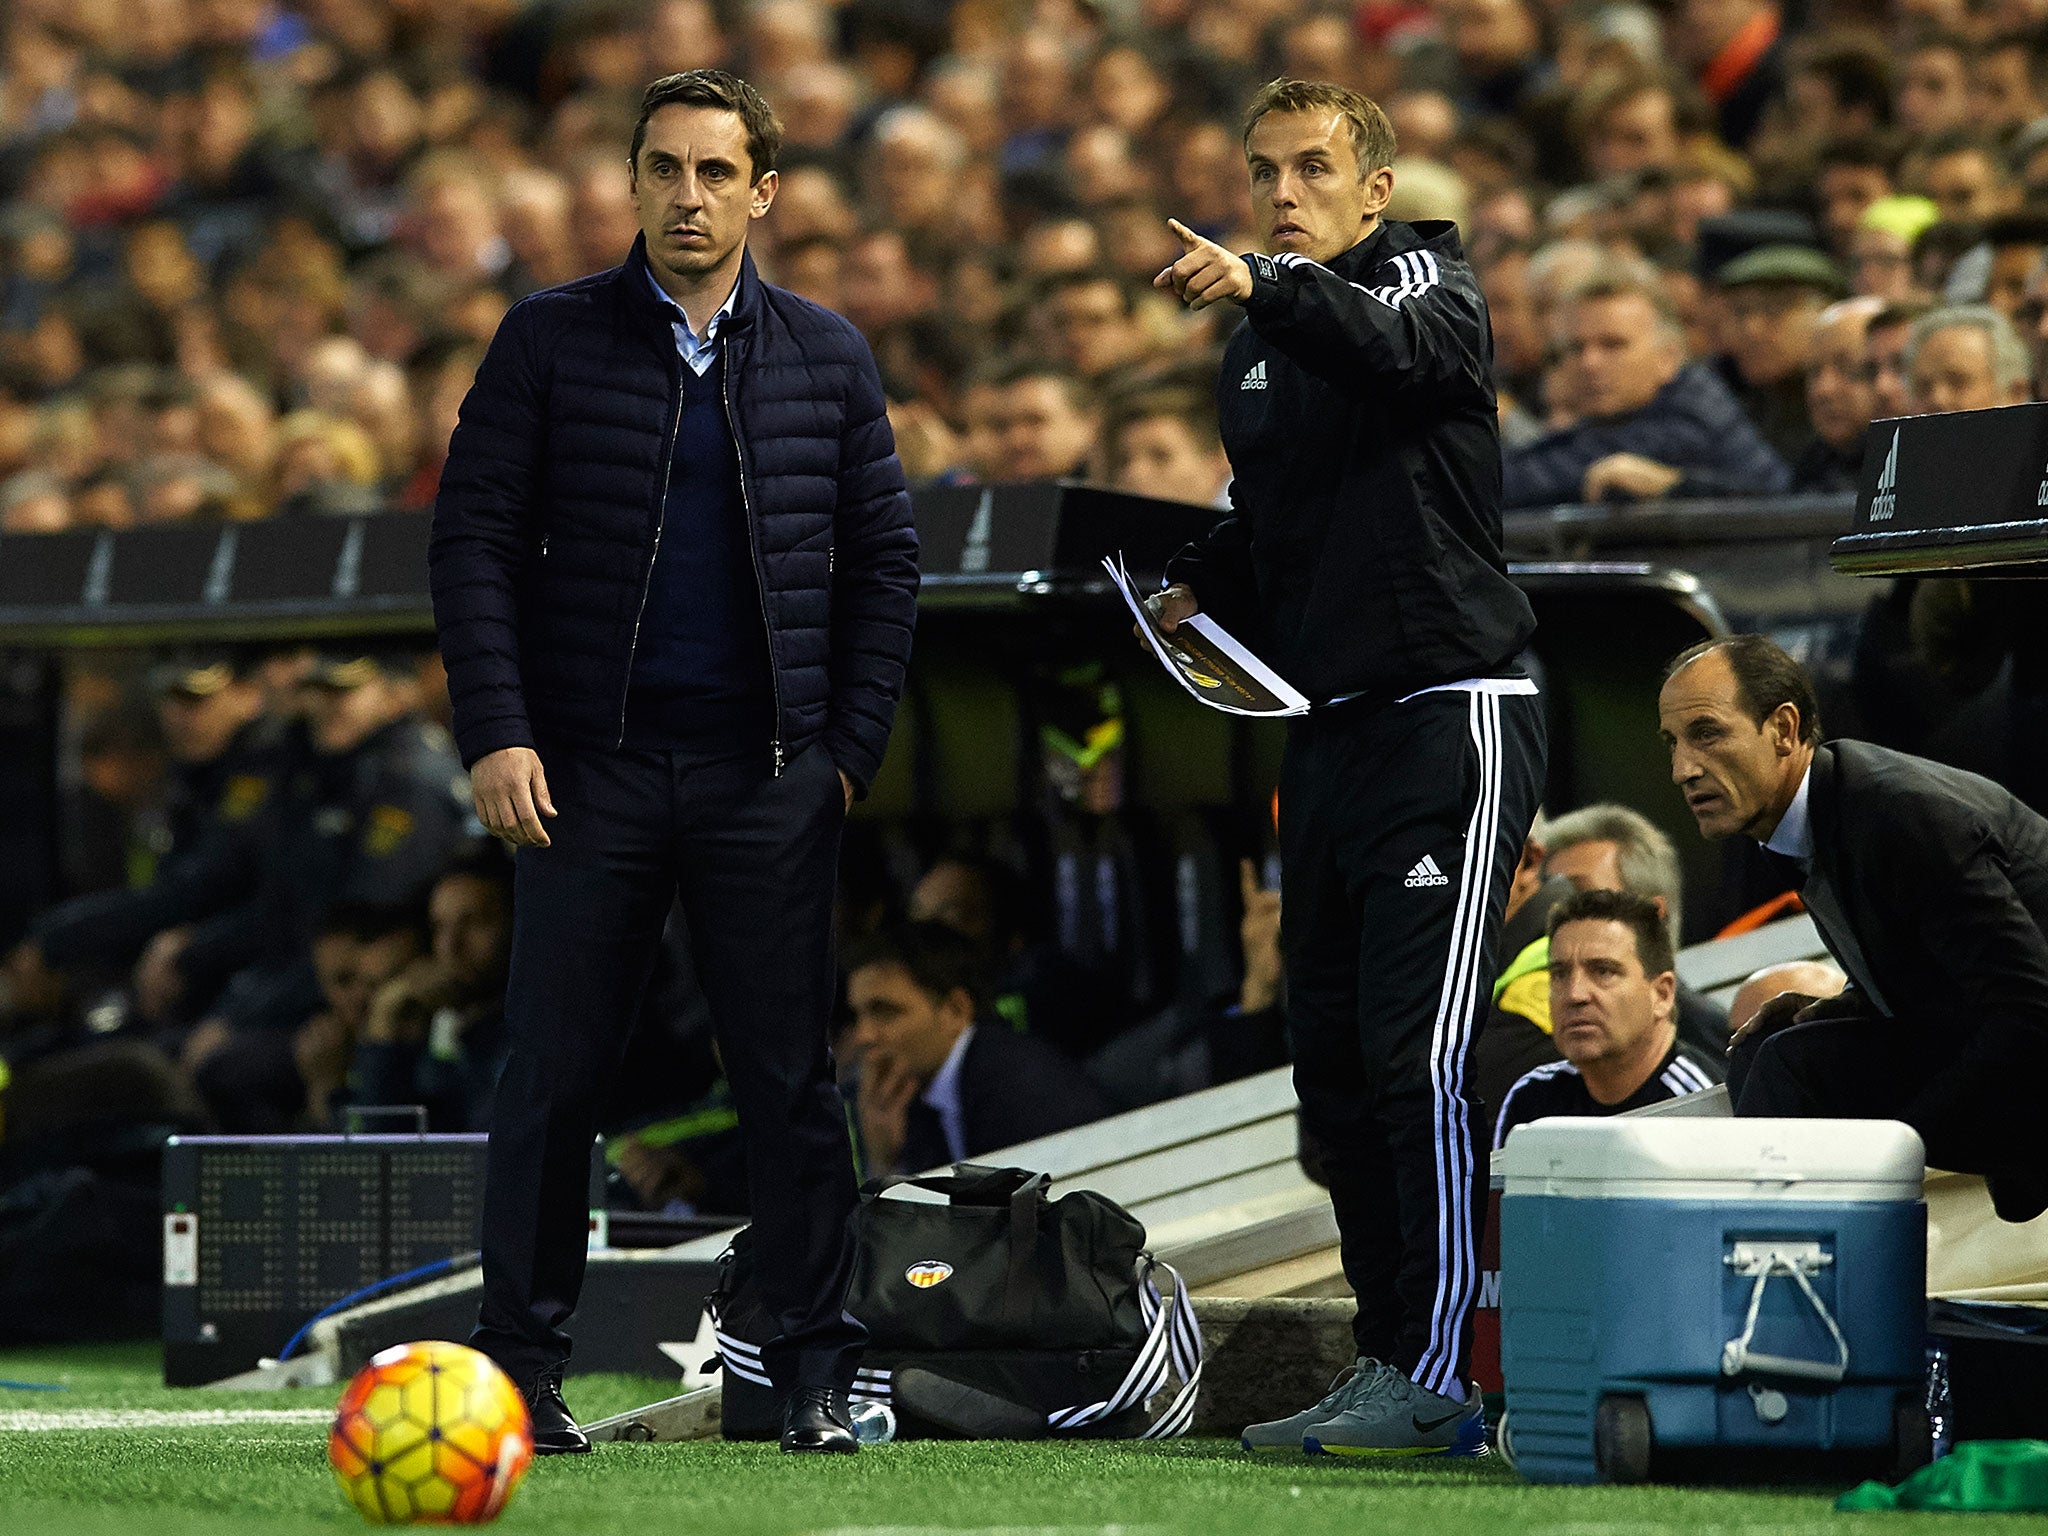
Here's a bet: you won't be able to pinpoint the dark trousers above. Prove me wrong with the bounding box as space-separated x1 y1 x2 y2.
1281 688 1545 1398
471 737 864 1393
1730 1011 2042 1178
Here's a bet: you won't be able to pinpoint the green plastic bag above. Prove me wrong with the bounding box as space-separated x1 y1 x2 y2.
1839 1441 2048 1512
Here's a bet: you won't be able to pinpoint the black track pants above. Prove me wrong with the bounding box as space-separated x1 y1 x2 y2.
1281 687 1546 1397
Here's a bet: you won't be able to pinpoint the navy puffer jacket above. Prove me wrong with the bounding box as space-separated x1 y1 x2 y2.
429 237 918 788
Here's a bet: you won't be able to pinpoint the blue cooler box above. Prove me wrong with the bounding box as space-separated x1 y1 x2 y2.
1498 1118 1928 1484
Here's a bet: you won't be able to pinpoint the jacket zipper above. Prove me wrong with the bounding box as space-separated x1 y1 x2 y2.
721 335 785 776
620 362 686 748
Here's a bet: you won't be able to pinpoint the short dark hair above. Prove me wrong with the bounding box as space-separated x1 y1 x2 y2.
631 70 782 183
1104 383 1221 462
1816 131 1902 178
1548 886 1676 979
1792 38 1895 127
990 355 1099 413
1040 266 1136 315
1982 210 2048 250
1663 635 1823 745
1241 79 1397 178
436 844 514 906
318 899 427 946
1922 126 2010 169
1908 28 1971 59
843 921 990 1014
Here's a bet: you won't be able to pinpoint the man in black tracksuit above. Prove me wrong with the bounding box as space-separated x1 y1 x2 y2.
430 73 917 1456
1154 79 1545 1456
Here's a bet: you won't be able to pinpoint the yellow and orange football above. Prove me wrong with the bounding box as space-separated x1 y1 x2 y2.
328 1341 534 1525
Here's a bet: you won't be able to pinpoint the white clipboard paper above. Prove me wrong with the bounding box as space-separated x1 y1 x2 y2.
1104 554 1310 717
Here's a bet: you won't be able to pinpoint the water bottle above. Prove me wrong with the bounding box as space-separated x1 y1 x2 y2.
850 1399 896 1445
1925 1340 1952 1460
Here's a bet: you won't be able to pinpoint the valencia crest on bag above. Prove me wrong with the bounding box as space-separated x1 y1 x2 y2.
711 1165 1202 1440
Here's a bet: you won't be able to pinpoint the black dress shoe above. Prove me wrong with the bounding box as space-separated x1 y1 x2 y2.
526 1376 592 1455
780 1386 857 1454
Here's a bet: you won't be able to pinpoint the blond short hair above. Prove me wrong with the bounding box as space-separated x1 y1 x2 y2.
1241 79 1397 179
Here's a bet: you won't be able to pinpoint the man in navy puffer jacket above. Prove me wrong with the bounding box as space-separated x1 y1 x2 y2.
429 71 917 1457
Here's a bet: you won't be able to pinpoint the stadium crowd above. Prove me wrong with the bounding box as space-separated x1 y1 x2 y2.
9 0 2048 1321
4 0 2048 535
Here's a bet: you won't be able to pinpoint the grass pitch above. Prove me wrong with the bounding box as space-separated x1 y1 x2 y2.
0 1343 2022 1535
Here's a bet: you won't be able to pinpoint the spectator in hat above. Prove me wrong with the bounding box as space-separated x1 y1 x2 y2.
1714 242 1847 463
1795 296 1884 492
1502 264 1791 507
1904 304 2035 414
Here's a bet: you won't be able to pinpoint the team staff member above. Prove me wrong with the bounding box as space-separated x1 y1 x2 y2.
431 70 917 1457
1659 635 2048 1224
1151 79 1545 1456
1493 887 1722 1149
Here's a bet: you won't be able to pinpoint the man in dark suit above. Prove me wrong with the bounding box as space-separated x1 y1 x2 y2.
1657 634 2048 1223
431 71 918 1456
843 922 1111 1175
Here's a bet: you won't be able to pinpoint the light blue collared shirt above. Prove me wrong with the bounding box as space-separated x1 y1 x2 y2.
1764 761 1814 867
920 1024 976 1165
643 260 737 376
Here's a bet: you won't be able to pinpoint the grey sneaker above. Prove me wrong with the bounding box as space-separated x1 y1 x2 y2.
1304 1369 1487 1458
1239 1358 1395 1454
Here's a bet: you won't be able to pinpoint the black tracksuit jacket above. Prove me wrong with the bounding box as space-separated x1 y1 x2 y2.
1165 218 1535 703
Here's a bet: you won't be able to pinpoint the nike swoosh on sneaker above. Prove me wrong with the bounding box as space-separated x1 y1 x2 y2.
1412 1409 1466 1433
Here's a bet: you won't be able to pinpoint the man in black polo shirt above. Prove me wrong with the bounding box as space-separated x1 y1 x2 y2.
1494 887 1722 1148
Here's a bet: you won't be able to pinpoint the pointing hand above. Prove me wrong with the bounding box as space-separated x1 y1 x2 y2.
1154 219 1253 312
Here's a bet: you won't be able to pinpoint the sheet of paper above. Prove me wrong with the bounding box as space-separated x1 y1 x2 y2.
1103 554 1310 717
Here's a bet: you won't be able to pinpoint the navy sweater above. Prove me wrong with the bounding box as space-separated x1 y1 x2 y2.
624 350 773 749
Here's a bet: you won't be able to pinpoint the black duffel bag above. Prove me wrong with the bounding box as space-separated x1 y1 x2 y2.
712 1165 1201 1440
